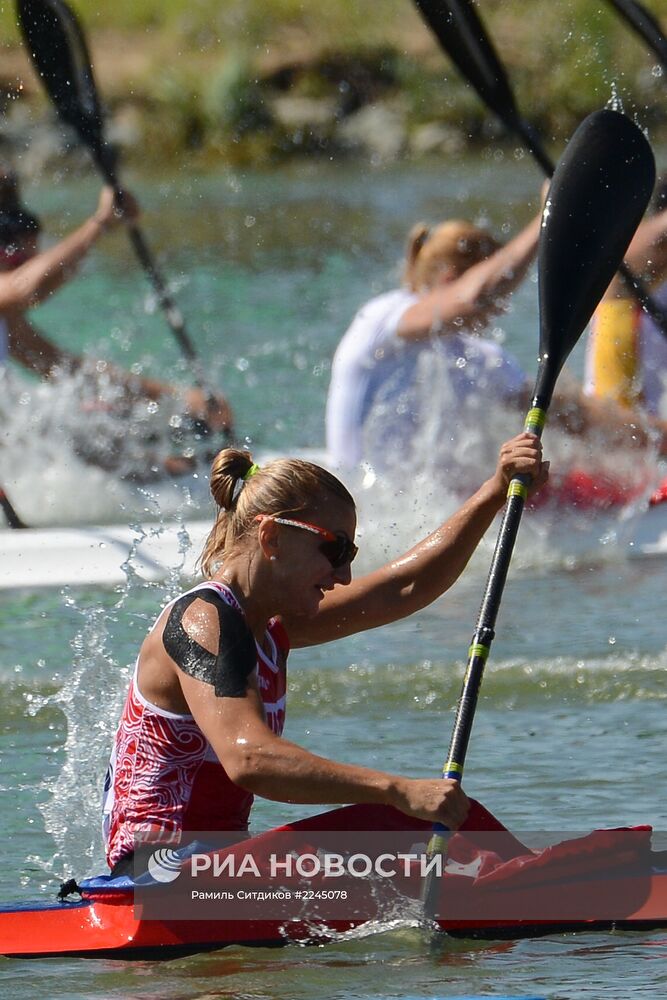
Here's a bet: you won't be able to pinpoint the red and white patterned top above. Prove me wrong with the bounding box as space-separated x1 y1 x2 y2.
102 581 288 867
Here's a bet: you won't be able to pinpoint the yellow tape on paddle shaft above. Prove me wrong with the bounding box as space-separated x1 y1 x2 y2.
503 406 547 502
468 642 490 662
524 406 546 435
507 480 528 501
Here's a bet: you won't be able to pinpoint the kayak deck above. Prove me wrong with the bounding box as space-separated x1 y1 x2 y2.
3 804 665 960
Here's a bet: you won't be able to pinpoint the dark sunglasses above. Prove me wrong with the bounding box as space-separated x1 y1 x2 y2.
256 515 358 569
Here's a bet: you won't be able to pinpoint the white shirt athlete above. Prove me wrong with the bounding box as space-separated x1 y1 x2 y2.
326 287 526 468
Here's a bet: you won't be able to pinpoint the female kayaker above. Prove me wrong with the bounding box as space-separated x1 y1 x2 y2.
0 163 233 475
326 188 667 477
325 206 541 470
102 433 547 874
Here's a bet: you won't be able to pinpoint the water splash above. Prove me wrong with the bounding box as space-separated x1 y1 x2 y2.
606 82 625 114
328 352 659 574
0 364 212 526
24 539 199 880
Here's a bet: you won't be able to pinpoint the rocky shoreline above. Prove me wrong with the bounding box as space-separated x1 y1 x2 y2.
2 17 667 176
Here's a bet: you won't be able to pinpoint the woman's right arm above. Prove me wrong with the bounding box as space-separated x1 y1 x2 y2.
182 669 469 827
168 599 469 828
0 187 136 313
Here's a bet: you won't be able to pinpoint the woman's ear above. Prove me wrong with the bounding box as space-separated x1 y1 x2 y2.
256 516 280 561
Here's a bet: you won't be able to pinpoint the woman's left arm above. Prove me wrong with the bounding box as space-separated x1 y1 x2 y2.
287 433 547 647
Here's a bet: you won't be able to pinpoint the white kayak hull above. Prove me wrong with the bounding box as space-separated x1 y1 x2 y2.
1 500 667 591
0 521 212 590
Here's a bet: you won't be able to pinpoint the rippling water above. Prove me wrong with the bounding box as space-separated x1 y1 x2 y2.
1 157 667 997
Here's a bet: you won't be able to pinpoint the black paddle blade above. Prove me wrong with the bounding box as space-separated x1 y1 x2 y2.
413 0 554 174
413 0 520 130
16 0 110 164
535 109 655 406
606 0 667 73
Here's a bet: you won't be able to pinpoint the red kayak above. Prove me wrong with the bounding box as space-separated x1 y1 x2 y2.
2 803 667 960
529 469 667 512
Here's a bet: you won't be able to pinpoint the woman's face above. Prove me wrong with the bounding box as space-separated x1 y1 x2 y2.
267 495 358 618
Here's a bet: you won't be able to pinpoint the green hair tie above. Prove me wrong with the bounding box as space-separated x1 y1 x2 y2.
243 463 260 481
232 463 261 505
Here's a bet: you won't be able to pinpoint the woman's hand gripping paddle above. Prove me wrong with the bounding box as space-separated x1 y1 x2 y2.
422 109 655 919
15 0 220 399
412 0 667 339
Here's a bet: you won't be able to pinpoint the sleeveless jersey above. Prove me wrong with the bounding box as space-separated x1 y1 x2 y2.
102 581 289 867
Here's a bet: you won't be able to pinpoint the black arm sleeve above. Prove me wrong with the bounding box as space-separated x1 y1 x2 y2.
162 590 257 698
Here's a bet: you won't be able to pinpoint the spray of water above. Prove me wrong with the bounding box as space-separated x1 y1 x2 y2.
26 531 201 879
330 351 659 574
0 364 212 526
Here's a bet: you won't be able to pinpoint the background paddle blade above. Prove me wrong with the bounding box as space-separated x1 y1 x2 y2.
535 109 655 404
413 0 521 129
606 0 667 72
16 0 106 155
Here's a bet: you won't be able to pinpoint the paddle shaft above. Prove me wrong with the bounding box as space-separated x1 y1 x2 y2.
604 1 667 329
413 0 667 337
443 405 545 781
421 106 656 917
86 141 229 430
421 402 544 914
0 488 28 529
125 228 196 363
91 147 203 371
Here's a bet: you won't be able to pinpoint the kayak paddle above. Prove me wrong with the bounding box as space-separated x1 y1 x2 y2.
15 0 208 380
412 0 667 339
412 0 552 174
422 108 656 918
606 0 667 71
0 487 27 529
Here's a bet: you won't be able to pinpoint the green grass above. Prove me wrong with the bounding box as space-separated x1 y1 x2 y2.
0 0 422 51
